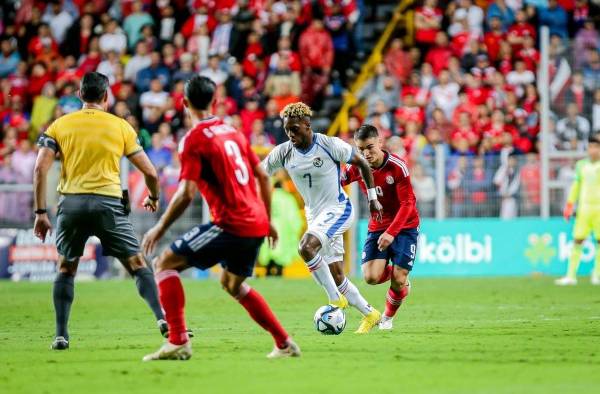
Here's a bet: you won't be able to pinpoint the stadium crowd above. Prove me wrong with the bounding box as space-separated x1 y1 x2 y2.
0 0 600 223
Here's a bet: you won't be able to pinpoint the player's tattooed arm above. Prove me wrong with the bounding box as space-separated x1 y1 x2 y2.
142 180 197 255
349 151 383 222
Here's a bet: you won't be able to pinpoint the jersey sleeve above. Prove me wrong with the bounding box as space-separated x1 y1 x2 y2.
385 156 414 237
567 160 583 205
341 163 361 186
261 143 286 176
122 120 143 157
320 135 354 163
178 133 202 182
37 120 59 152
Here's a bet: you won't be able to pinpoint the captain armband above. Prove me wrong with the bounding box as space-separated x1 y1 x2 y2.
37 133 59 152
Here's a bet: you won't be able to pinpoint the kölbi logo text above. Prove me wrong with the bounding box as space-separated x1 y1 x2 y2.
418 234 492 264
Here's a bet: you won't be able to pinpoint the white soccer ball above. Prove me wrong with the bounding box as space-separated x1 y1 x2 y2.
314 305 346 335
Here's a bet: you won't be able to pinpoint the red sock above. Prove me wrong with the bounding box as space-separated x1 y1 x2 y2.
384 286 409 318
377 265 393 284
156 270 188 345
237 285 289 349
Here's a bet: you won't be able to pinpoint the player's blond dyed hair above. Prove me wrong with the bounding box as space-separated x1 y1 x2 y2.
280 102 313 119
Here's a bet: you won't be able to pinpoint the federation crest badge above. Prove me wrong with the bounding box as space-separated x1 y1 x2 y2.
313 157 323 168
386 175 394 184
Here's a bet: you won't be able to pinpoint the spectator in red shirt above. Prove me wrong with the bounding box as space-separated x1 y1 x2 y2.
384 38 413 84
414 0 443 46
395 92 425 132
484 16 506 62
27 62 52 99
299 19 334 107
516 36 540 72
453 89 478 124
267 37 301 73
425 31 453 76
27 23 59 59
507 9 536 53
240 95 265 138
451 111 480 153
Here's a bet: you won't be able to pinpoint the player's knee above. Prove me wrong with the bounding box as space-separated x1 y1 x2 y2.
392 269 409 288
298 243 315 261
364 274 379 286
58 257 78 275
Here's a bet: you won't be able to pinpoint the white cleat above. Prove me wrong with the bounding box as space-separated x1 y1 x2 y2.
379 316 393 330
554 277 577 286
142 341 192 361
591 276 600 286
266 339 301 359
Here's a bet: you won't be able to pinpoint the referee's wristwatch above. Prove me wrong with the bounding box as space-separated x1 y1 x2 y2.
34 209 47 215
148 195 159 202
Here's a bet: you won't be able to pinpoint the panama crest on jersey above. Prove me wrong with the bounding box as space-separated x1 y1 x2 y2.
313 157 323 167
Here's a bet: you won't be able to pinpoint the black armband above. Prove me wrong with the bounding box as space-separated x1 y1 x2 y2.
37 133 59 152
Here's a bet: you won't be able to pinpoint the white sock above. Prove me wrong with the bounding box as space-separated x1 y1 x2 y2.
338 277 373 315
306 255 341 301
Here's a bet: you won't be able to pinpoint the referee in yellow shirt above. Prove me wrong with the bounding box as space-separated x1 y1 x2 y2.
33 72 167 350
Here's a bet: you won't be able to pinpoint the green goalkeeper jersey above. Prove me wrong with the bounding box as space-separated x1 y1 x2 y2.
568 158 600 211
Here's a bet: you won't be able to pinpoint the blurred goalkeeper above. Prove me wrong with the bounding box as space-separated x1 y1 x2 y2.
556 133 600 286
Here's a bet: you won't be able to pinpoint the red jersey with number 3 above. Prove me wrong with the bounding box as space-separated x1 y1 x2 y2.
342 152 419 236
178 116 269 237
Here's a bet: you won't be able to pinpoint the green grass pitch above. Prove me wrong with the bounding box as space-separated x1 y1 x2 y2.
1 277 599 394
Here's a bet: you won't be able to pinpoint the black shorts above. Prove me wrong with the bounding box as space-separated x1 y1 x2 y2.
170 223 264 278
56 194 140 260
361 228 419 271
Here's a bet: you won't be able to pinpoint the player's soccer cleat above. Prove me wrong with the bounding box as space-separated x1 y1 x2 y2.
157 320 194 338
591 275 600 285
266 339 301 359
142 341 192 361
51 336 69 350
355 309 382 334
329 294 349 309
379 316 393 330
554 277 577 286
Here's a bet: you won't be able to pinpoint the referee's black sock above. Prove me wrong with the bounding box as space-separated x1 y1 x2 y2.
133 267 165 321
53 272 75 340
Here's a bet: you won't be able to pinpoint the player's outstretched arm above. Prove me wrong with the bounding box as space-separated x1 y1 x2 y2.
32 147 55 242
128 151 160 212
142 180 197 255
254 164 278 248
349 151 383 222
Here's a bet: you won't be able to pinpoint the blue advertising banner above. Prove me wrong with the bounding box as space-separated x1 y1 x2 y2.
356 218 596 277
0 229 109 281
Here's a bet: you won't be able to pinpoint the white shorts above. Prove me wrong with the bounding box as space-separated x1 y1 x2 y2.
305 199 354 264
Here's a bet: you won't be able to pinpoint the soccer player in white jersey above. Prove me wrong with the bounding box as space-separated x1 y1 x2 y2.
263 102 384 333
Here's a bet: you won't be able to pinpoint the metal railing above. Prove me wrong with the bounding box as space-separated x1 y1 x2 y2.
327 0 414 136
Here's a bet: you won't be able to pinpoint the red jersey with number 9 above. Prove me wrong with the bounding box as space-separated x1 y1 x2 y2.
342 152 419 236
178 116 269 237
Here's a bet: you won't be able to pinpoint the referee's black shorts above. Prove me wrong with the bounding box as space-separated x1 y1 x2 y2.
56 194 140 261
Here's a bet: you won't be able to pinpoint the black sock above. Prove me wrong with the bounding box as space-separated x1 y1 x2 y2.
53 273 75 340
133 267 164 321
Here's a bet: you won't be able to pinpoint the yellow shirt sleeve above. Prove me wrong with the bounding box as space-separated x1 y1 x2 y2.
122 119 142 157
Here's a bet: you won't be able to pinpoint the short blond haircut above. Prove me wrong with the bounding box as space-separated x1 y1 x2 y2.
280 102 313 119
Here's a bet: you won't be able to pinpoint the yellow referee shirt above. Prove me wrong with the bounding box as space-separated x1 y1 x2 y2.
43 108 142 198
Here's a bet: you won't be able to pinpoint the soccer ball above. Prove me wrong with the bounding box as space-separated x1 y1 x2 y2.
314 305 346 335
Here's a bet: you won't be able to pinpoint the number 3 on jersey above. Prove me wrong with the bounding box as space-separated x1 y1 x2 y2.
224 140 249 185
